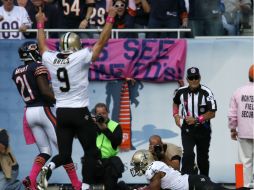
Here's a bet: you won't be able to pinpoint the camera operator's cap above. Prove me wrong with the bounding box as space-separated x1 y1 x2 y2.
249 64 254 80
187 67 200 77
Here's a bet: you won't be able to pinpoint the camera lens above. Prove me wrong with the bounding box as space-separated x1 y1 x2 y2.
154 145 162 153
96 115 105 123
154 145 163 160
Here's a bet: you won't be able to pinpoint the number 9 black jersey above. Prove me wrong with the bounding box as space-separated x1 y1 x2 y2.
12 62 52 107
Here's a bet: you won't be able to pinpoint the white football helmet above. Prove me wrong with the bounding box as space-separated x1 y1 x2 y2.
130 149 154 177
59 32 81 53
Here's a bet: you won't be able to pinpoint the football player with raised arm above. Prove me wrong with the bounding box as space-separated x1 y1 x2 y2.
12 41 57 190
35 5 117 190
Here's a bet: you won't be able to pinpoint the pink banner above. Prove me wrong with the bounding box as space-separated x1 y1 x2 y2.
47 39 187 83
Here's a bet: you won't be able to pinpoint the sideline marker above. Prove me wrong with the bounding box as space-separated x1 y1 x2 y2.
119 81 131 150
235 163 244 188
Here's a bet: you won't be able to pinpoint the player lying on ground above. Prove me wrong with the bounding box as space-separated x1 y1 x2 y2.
130 149 251 190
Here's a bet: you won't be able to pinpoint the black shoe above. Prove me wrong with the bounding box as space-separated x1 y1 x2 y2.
22 176 32 190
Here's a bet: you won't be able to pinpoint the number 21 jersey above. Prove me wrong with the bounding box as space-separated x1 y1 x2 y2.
42 48 92 108
12 62 52 107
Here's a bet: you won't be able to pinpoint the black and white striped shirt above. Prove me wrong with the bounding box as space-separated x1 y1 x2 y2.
173 84 217 122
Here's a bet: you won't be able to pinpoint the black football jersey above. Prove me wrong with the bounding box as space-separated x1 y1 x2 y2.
58 0 89 28
89 0 107 27
12 62 52 107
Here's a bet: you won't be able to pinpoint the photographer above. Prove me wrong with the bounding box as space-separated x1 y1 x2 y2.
82 103 126 190
0 128 24 190
148 135 182 171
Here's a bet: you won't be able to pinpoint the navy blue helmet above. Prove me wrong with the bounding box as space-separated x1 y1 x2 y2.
18 41 41 63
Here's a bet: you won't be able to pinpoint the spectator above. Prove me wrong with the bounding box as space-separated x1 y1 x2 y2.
87 0 111 38
130 149 250 190
54 0 95 38
240 0 253 32
81 103 125 190
24 0 59 38
187 0 224 37
147 0 188 38
222 0 252 35
35 6 117 190
228 64 254 188
0 128 24 190
14 0 30 7
0 0 32 39
173 67 217 177
133 0 150 38
148 135 182 171
89 0 112 28
113 0 136 38
12 41 57 190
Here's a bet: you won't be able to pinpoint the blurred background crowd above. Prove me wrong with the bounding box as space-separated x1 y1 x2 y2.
0 0 253 39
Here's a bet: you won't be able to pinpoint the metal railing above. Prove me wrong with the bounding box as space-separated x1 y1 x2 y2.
0 28 191 39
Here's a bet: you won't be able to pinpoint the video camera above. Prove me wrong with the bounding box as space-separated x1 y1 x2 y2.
95 114 105 123
153 144 164 160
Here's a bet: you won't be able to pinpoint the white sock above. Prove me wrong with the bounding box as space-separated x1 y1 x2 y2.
82 183 90 190
47 162 56 170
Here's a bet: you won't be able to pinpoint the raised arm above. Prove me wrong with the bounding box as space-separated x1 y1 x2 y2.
79 0 95 29
91 6 117 62
35 7 48 55
140 0 150 13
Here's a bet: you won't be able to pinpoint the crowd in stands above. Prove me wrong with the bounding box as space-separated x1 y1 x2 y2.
0 0 253 38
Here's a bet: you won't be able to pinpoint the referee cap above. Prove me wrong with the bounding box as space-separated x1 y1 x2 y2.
249 64 254 80
187 67 200 77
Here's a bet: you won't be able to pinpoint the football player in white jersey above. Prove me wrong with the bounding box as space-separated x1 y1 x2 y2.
130 150 250 190
35 5 117 190
0 0 31 39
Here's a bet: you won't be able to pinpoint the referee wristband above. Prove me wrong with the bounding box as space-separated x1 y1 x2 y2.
173 114 180 118
197 115 205 123
173 107 179 117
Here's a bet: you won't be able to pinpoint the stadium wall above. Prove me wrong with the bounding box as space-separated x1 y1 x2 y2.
0 38 253 184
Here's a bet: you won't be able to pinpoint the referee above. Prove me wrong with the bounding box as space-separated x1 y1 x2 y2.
173 67 217 177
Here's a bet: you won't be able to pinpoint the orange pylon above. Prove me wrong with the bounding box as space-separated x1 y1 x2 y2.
235 163 244 188
118 81 131 150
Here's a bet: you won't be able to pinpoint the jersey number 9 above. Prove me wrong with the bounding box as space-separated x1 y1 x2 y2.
57 68 70 92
